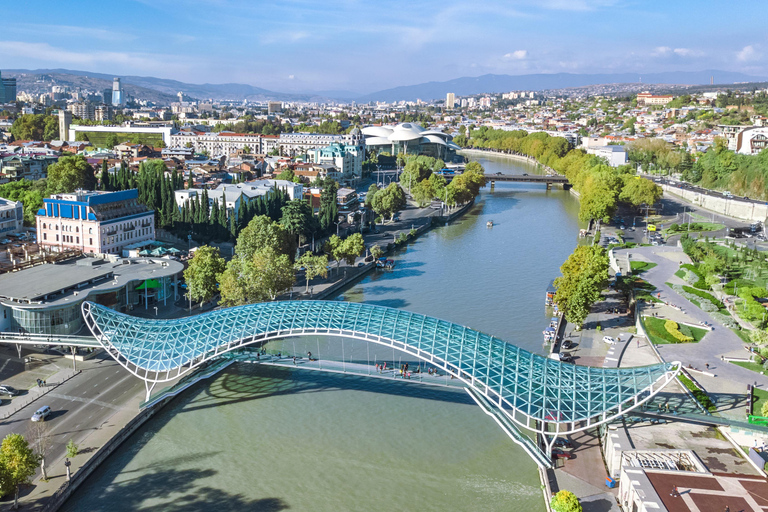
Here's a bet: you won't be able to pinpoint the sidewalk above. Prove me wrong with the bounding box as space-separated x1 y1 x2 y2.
0 369 79 421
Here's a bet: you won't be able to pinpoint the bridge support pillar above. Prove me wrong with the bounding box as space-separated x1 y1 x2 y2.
490 180 495 191
546 182 552 191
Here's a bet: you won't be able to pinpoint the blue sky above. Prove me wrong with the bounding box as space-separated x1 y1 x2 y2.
1 0 766 94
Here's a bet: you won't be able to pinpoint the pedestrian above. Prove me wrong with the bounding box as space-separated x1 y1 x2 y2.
637 339 640 348
293 356 297 366
706 363 710 370
43 380 46 387
670 486 679 497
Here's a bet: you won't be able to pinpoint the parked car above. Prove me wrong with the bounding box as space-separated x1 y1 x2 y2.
561 340 574 350
558 352 574 363
0 385 20 396
603 336 617 345
551 449 575 460
31 406 51 422
553 438 573 449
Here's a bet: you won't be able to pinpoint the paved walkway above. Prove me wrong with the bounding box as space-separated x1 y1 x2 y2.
616 246 766 412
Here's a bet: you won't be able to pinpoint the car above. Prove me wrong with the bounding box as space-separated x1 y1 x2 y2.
495 172 503 175
561 340 574 350
551 449 575 460
553 438 573 449
31 406 51 422
0 239 10 244
559 352 574 363
0 385 20 396
603 336 617 345
522 173 528 176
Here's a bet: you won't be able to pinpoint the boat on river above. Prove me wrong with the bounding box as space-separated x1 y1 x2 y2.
376 257 396 269
487 220 494 228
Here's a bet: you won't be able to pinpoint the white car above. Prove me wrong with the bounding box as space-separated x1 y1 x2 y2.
31 405 51 422
603 336 617 345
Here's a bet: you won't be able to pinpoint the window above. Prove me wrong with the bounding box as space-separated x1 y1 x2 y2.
42 223 46 229
76 227 79 233
89 228 93 234
55 235 59 241
43 233 47 240
89 238 92 245
76 237 79 244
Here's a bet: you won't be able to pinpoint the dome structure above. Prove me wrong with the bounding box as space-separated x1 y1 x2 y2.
361 123 460 161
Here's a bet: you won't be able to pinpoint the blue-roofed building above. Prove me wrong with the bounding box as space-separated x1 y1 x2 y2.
36 189 155 255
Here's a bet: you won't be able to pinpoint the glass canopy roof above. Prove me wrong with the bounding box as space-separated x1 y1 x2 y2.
83 300 678 427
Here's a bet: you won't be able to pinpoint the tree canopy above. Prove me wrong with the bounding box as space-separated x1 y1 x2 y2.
46 155 97 195
371 183 406 222
551 490 582 512
554 246 609 327
184 245 226 305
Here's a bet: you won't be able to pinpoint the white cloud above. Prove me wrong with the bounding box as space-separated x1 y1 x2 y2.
651 46 702 58
737 45 760 62
0 40 190 76
288 75 295 80
504 50 528 60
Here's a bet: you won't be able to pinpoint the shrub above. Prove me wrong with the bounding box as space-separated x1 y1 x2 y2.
755 354 764 364
665 320 693 342
678 324 694 339
551 490 582 512
678 373 716 411
710 311 737 328
762 401 768 417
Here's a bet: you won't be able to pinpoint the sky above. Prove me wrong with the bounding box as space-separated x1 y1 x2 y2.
1 0 767 94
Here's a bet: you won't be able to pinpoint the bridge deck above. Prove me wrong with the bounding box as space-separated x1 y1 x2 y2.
484 174 569 183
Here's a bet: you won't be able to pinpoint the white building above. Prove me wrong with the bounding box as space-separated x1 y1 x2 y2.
735 126 768 155
446 92 455 109
69 122 175 146
585 145 628 167
175 180 304 217
169 131 262 157
0 197 23 236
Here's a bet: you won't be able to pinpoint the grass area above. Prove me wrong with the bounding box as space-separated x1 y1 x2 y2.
678 373 717 412
724 278 758 295
732 328 752 344
642 316 709 344
734 360 765 374
678 263 708 289
753 388 768 416
630 261 657 274
663 222 725 236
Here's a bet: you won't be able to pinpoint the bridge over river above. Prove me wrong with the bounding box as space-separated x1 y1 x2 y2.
484 173 571 190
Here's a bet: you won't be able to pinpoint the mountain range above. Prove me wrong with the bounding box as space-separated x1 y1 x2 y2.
5 68 768 104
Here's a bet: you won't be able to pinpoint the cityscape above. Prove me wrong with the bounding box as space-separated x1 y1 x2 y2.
2 1 768 511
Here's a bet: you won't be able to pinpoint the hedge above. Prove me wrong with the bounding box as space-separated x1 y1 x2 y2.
678 373 716 412
665 320 693 342
681 285 724 310
680 264 707 290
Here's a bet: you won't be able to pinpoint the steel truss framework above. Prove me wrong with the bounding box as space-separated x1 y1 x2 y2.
82 300 680 435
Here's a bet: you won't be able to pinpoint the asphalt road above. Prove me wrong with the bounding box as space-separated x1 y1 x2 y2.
0 355 143 474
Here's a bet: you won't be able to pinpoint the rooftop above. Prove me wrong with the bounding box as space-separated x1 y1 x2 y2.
0 256 183 308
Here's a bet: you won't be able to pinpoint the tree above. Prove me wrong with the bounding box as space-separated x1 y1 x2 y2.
66 439 79 459
45 155 97 195
219 247 295 305
553 246 609 327
276 169 296 182
446 162 486 205
184 245 226 306
551 490 582 512
371 183 406 222
339 233 365 266
370 244 383 260
280 199 314 246
235 215 293 259
365 183 379 208
619 176 663 207
295 252 329 293
0 433 40 509
319 178 339 234
27 421 51 481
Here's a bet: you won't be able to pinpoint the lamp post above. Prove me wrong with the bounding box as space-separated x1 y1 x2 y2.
64 458 71 483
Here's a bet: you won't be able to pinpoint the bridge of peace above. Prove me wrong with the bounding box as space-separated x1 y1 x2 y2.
77 299 679 466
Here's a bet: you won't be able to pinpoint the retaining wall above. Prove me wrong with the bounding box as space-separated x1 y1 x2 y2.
663 184 768 223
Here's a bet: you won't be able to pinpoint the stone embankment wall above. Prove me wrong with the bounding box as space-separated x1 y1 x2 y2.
663 184 768 223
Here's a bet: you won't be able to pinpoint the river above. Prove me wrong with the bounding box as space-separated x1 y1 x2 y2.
62 153 583 512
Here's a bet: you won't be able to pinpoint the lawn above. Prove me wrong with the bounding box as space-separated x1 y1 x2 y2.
663 222 725 236
734 360 765 374
630 261 657 274
753 388 768 416
642 316 709 344
732 328 752 344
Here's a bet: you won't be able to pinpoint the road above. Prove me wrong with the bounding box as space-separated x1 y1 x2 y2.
0 355 143 476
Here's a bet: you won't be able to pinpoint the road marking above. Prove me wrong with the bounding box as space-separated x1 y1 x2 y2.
45 392 121 411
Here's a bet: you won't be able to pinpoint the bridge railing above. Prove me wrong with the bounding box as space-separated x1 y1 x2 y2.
0 331 100 347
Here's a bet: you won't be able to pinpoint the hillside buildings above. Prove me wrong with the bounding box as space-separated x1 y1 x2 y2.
36 189 155 255
446 92 456 109
636 92 673 106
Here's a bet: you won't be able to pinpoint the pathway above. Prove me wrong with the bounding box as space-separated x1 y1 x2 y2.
616 246 768 403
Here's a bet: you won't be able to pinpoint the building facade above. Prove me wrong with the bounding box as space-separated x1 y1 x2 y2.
307 142 364 178
0 197 23 235
0 155 58 183
0 70 16 104
636 93 674 106
112 77 125 107
735 126 768 155
36 189 155 255
169 131 262 157
446 92 455 109
68 102 95 121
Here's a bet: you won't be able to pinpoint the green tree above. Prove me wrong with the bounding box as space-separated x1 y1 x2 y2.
551 490 582 512
184 245 226 306
65 439 79 459
295 252 329 293
219 247 294 305
0 433 40 509
45 155 97 195
370 244 383 260
235 215 293 259
365 183 379 208
339 233 365 266
554 246 609 327
371 183 406 222
106 133 120 149
276 169 296 182
446 161 486 205
619 177 662 207
280 199 314 246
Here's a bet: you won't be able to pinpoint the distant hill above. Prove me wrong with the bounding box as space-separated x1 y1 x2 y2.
355 70 768 103
4 68 350 103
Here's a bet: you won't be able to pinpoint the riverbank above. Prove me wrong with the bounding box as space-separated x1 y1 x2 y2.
460 148 561 176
